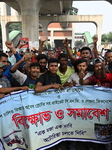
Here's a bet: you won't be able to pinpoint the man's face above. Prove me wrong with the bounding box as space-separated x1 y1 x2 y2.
0 57 8 65
59 58 68 68
94 63 102 75
77 62 87 72
81 50 91 61
8 52 12 57
38 59 47 71
105 52 112 63
48 51 55 59
29 66 40 77
0 67 3 76
48 62 58 74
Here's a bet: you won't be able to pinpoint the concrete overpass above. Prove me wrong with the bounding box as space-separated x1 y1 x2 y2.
0 0 108 48
1 15 103 49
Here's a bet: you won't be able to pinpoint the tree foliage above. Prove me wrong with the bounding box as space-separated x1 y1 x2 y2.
101 32 112 43
75 40 84 47
8 23 22 33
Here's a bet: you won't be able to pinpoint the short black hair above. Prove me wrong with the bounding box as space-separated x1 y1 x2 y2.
80 47 91 53
105 49 112 57
48 50 55 53
29 62 40 68
58 53 68 61
48 58 59 66
74 58 87 72
0 53 8 60
37 54 48 62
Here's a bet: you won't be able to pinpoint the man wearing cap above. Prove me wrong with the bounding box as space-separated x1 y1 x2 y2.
79 58 112 88
0 63 11 88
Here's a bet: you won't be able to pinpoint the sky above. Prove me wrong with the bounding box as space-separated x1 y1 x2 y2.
72 1 112 36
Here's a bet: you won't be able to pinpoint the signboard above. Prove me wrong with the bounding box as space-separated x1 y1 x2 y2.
0 87 112 150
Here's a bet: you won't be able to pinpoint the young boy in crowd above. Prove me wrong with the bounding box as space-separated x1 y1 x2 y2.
10 55 40 89
57 53 74 86
65 58 93 87
35 58 63 93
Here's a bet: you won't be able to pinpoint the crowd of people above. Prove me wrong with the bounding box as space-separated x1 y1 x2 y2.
0 33 112 150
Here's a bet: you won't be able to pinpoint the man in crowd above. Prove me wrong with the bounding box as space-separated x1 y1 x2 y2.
57 53 74 86
62 37 99 72
79 58 112 88
104 50 112 73
37 54 48 76
35 58 63 93
0 41 26 81
0 62 11 88
10 55 40 89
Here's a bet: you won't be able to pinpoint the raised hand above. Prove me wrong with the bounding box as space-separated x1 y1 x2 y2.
21 54 31 62
62 38 68 48
5 41 14 50
93 35 98 43
79 70 86 80
40 31 48 42
18 40 28 49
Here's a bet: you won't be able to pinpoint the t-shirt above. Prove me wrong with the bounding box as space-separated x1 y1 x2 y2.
68 72 93 86
11 70 39 89
0 77 11 87
57 66 74 85
86 73 112 88
38 71 61 85
101 73 112 87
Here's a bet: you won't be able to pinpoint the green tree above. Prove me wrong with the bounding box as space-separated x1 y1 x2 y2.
75 40 84 47
8 23 22 33
107 32 112 42
101 33 108 43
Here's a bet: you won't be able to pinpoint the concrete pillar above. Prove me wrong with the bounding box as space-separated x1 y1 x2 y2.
0 2 7 16
96 21 102 50
16 0 40 41
72 24 75 48
1 16 9 50
50 29 54 48
40 21 49 33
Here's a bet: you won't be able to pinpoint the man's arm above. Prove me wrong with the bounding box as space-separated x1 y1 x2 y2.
38 32 48 55
10 55 30 72
5 41 17 55
5 40 26 64
0 86 29 94
62 38 76 64
100 61 106 79
92 35 99 58
34 82 63 93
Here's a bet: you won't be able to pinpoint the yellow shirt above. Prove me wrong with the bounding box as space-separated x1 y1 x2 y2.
57 66 75 85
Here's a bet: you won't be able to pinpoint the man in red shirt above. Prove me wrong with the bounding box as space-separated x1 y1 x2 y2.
79 58 112 88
